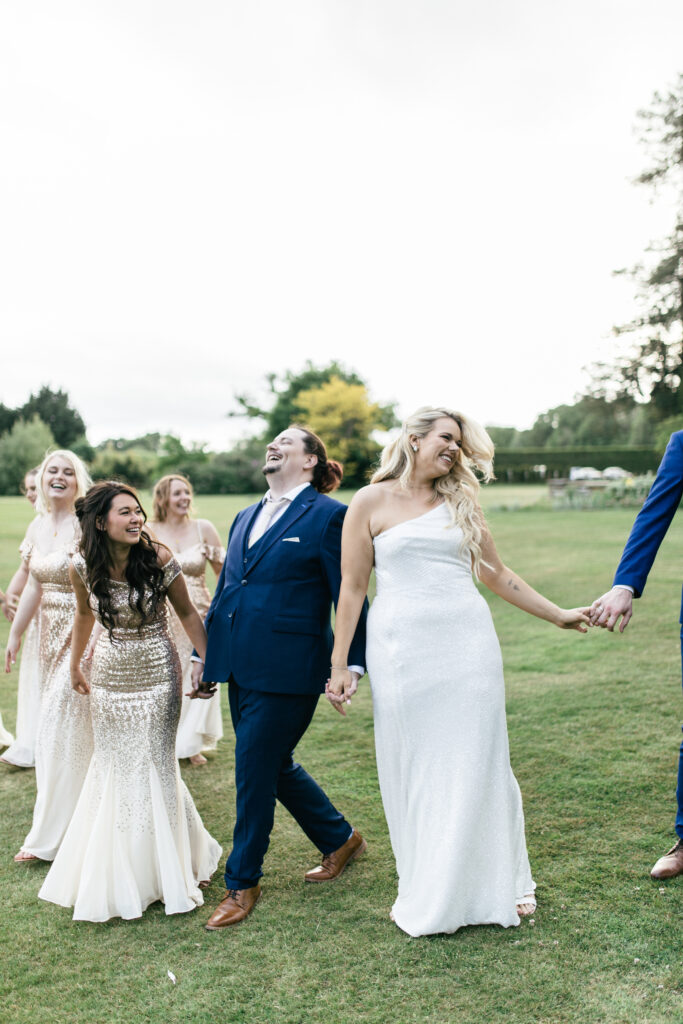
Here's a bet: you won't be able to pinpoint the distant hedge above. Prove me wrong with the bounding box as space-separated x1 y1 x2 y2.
492 446 661 481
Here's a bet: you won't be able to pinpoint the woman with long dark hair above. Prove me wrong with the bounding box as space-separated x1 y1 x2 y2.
39 481 221 921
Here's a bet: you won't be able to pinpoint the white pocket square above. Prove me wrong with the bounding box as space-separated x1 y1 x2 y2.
282 537 300 543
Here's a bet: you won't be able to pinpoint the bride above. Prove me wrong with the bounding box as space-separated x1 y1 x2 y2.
327 407 590 937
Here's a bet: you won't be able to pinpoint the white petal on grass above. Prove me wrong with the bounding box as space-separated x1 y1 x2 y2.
167 971 177 985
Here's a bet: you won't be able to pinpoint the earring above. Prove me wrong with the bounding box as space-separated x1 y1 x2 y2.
411 444 418 452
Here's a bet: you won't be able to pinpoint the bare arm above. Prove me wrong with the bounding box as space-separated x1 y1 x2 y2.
3 561 30 621
69 564 95 695
200 519 226 578
166 572 212 697
327 490 376 713
5 575 43 671
477 528 590 631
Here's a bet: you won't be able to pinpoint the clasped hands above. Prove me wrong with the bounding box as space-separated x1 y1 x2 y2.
588 587 633 633
189 660 218 700
325 667 361 716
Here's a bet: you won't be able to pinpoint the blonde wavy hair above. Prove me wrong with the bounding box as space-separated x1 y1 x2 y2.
371 407 495 575
34 449 92 515
151 474 194 522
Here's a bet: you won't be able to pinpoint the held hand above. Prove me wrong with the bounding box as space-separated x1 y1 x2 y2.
3 594 20 622
83 635 97 662
589 588 633 633
325 667 356 716
190 660 204 694
188 680 217 700
556 607 592 633
71 668 90 695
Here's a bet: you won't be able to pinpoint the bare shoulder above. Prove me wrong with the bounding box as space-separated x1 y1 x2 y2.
348 484 386 514
198 518 222 545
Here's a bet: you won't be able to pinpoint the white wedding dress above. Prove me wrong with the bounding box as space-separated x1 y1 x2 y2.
367 504 535 937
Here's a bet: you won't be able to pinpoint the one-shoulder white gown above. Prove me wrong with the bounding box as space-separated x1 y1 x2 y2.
367 504 535 937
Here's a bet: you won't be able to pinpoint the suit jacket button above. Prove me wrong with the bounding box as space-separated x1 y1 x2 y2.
241 579 248 585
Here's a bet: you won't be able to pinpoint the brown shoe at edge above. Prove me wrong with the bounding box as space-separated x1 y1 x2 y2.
304 829 367 883
650 838 683 880
204 885 261 929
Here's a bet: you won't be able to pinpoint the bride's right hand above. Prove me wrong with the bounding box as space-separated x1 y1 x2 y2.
326 667 353 716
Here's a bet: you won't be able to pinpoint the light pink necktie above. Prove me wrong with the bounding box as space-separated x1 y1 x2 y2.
248 497 288 548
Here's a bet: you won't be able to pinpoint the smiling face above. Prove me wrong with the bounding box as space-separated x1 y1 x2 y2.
23 472 38 507
412 416 463 479
263 428 316 488
42 455 78 506
168 478 192 518
101 492 146 547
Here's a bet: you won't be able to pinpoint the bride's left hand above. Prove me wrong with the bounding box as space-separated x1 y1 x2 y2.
325 668 359 716
556 607 592 632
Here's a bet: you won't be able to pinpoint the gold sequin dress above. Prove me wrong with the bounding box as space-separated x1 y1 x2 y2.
170 529 225 759
21 540 94 859
39 554 222 922
2 535 42 767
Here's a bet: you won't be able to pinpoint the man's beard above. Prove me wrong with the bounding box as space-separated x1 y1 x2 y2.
262 463 281 477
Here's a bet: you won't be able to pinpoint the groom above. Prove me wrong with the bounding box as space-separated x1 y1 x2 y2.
194 425 368 929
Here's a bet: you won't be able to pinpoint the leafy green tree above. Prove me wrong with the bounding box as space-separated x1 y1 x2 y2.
233 361 397 440
19 386 87 448
0 416 55 494
190 438 266 494
294 375 387 485
0 403 17 436
89 445 159 488
598 74 683 417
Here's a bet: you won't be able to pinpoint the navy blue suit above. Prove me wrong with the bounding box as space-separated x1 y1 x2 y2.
203 484 367 889
613 431 683 837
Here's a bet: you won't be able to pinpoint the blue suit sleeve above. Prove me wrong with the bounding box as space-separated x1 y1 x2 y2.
613 432 683 597
320 504 368 670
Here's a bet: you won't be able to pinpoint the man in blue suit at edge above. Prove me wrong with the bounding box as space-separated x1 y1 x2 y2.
590 430 683 880
191 425 368 929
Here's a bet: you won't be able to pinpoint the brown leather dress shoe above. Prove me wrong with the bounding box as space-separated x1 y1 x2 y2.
304 829 367 882
650 838 683 879
204 885 261 929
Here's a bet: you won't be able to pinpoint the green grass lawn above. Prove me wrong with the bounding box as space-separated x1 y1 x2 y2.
0 487 682 1024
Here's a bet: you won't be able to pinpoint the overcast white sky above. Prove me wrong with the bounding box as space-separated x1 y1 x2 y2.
1 0 682 449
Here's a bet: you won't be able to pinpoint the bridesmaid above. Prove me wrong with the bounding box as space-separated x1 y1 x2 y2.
0 587 13 748
5 450 93 861
150 475 225 765
1 467 42 767
39 481 221 921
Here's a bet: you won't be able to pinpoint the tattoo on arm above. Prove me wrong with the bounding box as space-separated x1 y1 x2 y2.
507 578 521 592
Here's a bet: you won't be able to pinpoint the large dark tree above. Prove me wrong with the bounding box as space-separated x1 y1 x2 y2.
599 74 683 417
18 386 87 448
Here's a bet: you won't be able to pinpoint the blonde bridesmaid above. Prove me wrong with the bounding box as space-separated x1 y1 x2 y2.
5 450 93 861
150 475 225 765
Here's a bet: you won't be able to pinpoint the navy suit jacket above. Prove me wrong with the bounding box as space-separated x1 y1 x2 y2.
613 431 683 621
203 484 367 694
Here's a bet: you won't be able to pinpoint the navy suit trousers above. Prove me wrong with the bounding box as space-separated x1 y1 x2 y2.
224 681 352 889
